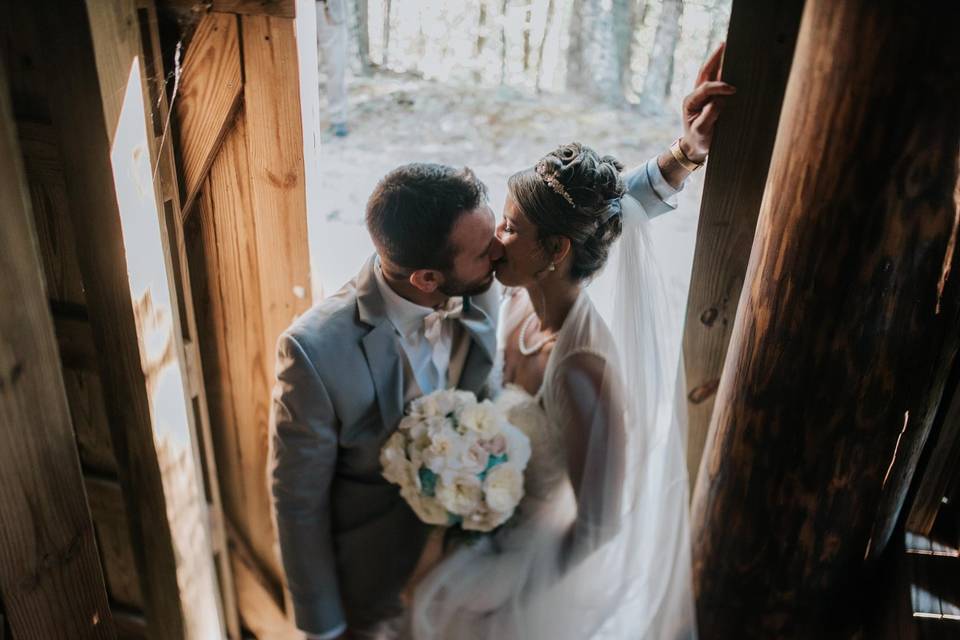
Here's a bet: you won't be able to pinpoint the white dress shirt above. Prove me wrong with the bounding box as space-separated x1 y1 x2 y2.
374 261 468 395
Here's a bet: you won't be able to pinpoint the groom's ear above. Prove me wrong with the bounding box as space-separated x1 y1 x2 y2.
409 268 443 293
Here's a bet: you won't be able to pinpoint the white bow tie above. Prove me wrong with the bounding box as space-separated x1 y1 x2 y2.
423 297 464 346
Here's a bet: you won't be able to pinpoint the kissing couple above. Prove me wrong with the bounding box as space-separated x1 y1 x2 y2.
270 46 735 640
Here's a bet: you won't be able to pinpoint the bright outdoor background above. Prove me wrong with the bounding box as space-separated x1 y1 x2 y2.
309 0 731 330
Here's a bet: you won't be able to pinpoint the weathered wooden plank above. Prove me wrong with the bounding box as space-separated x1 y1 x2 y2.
16 121 87 307
188 116 278 590
0 2 51 121
0 56 113 640
691 0 960 635
175 11 243 213
682 0 805 490
908 339 960 535
158 0 295 17
30 1 189 636
85 478 144 610
240 13 313 586
215 0 295 17
137 2 241 635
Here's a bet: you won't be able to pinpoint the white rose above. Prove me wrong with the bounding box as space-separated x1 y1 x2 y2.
501 423 532 470
436 473 483 516
422 420 464 474
456 400 501 438
457 440 490 475
433 390 460 417
461 504 511 532
452 390 477 410
483 463 524 513
397 415 421 432
380 432 410 485
401 486 449 525
409 394 439 418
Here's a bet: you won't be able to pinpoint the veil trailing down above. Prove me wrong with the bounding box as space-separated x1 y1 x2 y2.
411 192 696 639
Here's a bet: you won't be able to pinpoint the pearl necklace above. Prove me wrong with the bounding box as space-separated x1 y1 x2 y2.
518 313 557 356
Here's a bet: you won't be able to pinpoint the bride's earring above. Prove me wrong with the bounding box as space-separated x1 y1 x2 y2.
548 263 556 272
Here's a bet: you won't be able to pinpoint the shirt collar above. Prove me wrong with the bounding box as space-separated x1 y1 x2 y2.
374 259 435 339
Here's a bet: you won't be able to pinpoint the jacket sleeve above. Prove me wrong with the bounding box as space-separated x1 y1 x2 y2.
622 156 682 220
269 333 344 635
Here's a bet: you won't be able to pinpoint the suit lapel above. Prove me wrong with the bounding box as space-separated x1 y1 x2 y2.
356 256 405 435
361 322 405 436
457 296 496 394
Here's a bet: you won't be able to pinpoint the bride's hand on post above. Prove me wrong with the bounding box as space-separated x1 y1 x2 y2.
680 43 736 162
657 43 736 188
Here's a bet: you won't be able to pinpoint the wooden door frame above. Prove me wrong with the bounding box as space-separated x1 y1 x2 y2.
0 54 114 640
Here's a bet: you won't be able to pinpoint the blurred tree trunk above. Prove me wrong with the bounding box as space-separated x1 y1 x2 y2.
535 0 555 91
475 1 488 82
382 0 391 66
355 0 372 74
523 5 531 74
500 0 509 84
640 0 683 113
566 0 633 103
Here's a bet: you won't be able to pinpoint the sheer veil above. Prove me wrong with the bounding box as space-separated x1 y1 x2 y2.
411 192 697 639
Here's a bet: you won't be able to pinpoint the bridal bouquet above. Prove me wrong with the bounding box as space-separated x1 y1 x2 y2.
380 389 531 532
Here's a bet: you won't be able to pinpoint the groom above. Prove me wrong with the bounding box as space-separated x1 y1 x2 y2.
270 48 733 640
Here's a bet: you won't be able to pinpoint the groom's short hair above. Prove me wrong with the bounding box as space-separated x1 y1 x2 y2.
366 163 488 271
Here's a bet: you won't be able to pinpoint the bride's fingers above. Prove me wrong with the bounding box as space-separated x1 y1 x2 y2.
684 81 736 115
691 101 720 134
696 43 726 86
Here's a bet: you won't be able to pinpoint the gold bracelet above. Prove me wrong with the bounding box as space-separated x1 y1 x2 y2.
670 138 704 172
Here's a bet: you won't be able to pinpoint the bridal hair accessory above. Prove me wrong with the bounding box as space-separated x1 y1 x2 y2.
599 197 623 226
536 162 576 207
380 389 531 532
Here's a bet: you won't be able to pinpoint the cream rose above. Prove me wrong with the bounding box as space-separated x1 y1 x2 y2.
436 473 483 516
483 463 524 513
456 400 501 438
379 432 409 485
461 504 511 532
401 486 448 525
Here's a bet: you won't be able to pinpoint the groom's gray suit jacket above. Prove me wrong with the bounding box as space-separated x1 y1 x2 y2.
269 256 499 634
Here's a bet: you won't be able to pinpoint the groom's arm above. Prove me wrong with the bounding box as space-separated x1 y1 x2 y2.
270 333 346 638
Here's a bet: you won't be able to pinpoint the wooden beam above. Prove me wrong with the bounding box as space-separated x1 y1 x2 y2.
907 349 960 535
214 0 295 18
186 116 276 591
16 121 87 307
682 0 805 490
28 1 231 636
85 477 144 610
157 0 295 18
240 13 313 586
691 0 960 633
175 11 243 214
0 55 113 640
31 0 188 629
136 1 241 635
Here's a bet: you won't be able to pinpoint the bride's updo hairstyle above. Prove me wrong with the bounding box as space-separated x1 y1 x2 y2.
508 143 625 281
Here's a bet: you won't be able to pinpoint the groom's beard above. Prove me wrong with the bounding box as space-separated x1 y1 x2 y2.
439 270 495 298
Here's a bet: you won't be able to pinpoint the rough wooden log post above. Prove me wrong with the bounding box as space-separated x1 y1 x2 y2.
690 0 960 636
682 0 804 490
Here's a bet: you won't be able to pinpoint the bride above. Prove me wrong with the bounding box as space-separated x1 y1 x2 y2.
411 140 698 639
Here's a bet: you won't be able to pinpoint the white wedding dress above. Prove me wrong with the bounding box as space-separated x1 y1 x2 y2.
412 197 697 640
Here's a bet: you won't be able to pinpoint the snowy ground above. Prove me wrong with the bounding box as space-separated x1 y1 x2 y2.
308 72 705 334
